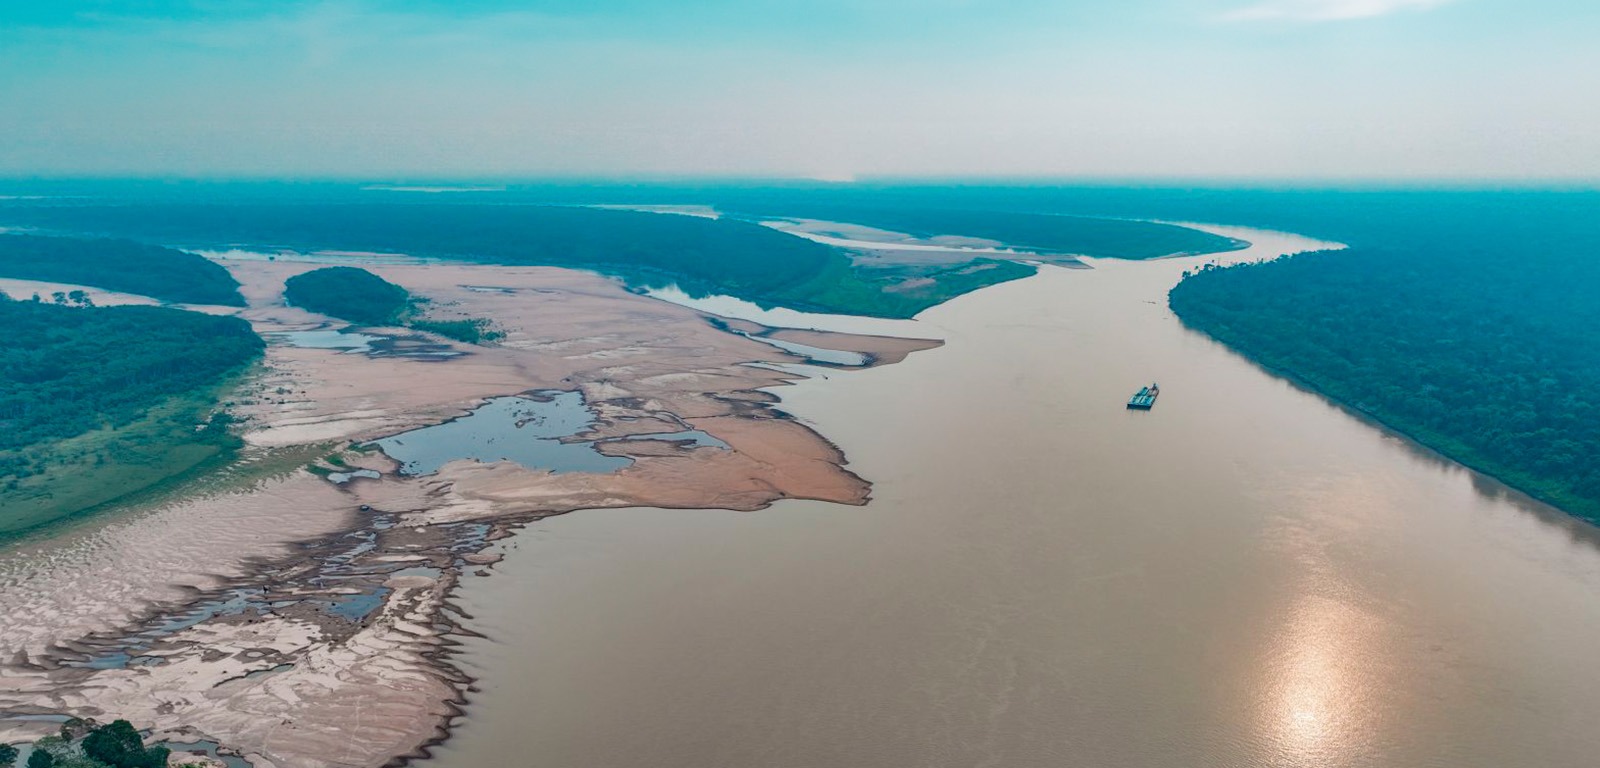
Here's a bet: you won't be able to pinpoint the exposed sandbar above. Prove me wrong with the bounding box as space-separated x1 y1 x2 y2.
0 259 941 768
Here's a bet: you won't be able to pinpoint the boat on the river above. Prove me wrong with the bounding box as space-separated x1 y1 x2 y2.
1127 383 1159 410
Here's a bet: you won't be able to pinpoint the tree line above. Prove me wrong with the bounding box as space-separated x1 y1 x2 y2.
0 234 245 306
0 203 832 298
284 266 410 325
1171 233 1600 520
0 292 263 458
0 201 1042 318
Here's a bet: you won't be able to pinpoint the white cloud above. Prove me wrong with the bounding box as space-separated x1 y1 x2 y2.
1221 0 1456 22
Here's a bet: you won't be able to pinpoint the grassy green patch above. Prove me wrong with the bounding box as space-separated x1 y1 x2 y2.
408 317 505 344
767 257 1037 319
0 379 244 535
0 294 264 536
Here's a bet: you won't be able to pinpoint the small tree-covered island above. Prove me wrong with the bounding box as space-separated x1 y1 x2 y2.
283 265 410 325
283 265 504 342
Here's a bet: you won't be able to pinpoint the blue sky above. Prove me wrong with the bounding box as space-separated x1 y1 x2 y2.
1 0 1596 179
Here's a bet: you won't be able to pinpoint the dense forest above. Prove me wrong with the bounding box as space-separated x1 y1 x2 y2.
0 200 1234 318
0 203 835 299
284 266 411 325
1171 217 1600 520
0 234 245 306
0 293 263 533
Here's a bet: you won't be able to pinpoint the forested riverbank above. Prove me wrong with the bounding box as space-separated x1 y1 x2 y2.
0 292 262 534
1169 196 1600 522
0 199 1234 318
0 234 244 306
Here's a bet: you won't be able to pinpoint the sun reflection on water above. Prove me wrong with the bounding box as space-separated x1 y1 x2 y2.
1259 591 1380 767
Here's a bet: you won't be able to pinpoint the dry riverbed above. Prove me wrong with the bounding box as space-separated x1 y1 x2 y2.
0 261 940 768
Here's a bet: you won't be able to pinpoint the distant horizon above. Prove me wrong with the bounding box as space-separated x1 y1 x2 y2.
2 175 1598 192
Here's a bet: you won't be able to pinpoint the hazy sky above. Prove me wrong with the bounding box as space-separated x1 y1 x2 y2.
2 0 1597 180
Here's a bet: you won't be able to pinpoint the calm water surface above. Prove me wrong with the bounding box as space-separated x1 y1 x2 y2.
432 227 1600 768
271 329 384 353
370 393 631 476
740 332 870 367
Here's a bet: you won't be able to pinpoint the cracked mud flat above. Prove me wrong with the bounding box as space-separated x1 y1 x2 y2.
0 261 940 768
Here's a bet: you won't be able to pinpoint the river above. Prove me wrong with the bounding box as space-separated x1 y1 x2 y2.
428 227 1600 768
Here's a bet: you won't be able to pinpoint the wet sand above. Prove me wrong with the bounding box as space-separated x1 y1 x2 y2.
0 259 939 767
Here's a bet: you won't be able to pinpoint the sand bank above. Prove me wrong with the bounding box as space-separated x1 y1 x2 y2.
0 259 940 768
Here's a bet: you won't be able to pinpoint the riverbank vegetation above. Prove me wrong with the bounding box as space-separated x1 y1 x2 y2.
1170 229 1600 521
407 317 505 344
0 293 263 534
0 234 245 306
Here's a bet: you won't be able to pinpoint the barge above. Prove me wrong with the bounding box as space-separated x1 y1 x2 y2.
1127 383 1160 410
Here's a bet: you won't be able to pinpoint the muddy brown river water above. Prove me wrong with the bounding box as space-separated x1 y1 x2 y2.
422 226 1600 768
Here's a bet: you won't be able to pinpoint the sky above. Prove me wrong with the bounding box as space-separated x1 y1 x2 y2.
1 0 1597 180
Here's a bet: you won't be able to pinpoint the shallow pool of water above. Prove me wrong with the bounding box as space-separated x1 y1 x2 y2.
369 392 633 477
326 469 381 484
324 588 390 622
643 286 928 336
270 329 384 353
750 335 869 366
242 663 293 680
